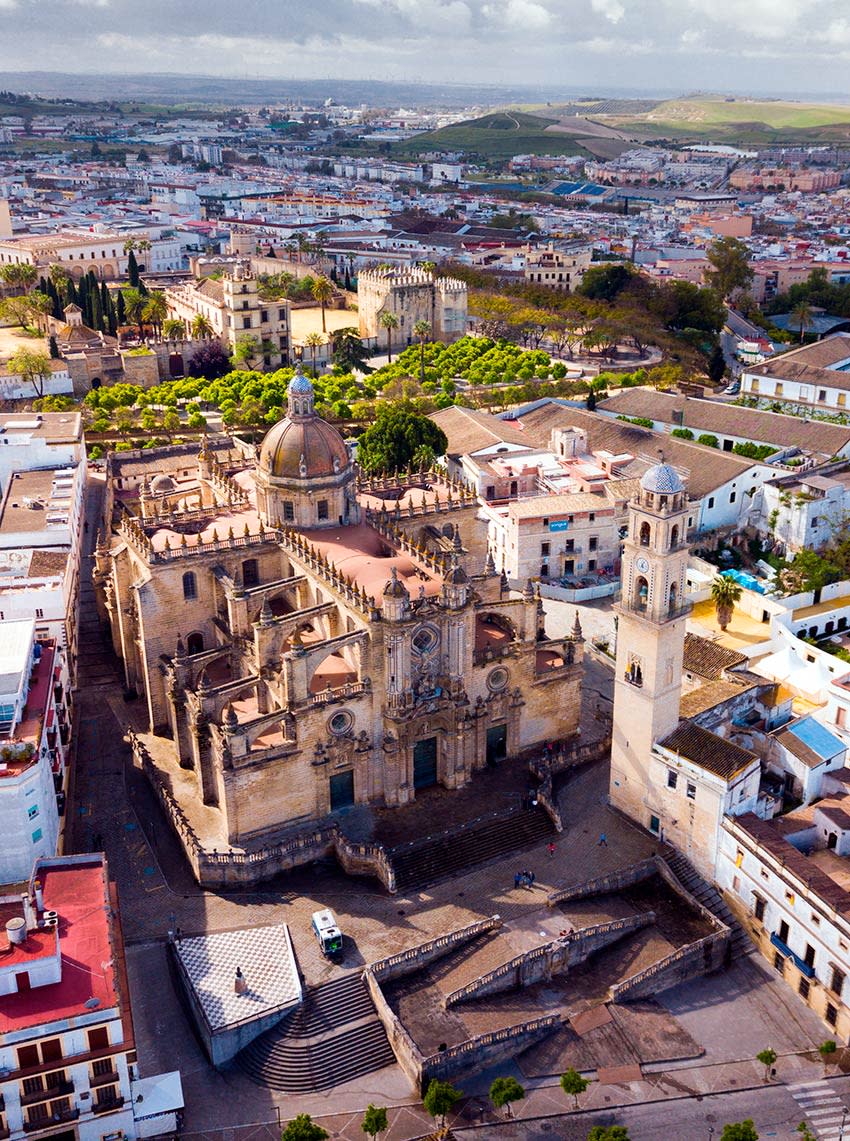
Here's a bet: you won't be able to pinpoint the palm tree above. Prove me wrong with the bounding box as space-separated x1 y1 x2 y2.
122 286 147 339
413 318 431 384
419 260 436 276
190 314 214 339
142 290 168 339
790 300 814 343
379 311 399 363
304 331 325 375
0 263 37 292
311 275 333 333
49 264 69 293
162 317 186 340
710 574 743 632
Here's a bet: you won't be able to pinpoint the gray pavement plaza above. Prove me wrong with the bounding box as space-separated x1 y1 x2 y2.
71 474 843 1139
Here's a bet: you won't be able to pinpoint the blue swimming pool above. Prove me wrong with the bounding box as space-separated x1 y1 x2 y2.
722 568 768 595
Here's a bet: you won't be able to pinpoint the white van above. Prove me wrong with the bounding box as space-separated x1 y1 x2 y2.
311 909 343 957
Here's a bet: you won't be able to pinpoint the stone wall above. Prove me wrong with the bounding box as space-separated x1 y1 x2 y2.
370 917 503 983
610 929 730 1002
444 914 654 1007
421 1016 558 1092
547 857 658 906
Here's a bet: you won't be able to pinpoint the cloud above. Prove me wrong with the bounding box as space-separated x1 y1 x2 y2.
0 0 849 91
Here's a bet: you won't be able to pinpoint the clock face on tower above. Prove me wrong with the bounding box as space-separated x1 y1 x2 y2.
635 556 650 574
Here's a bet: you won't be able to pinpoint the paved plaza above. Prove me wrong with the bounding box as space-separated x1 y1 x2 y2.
68 473 837 1140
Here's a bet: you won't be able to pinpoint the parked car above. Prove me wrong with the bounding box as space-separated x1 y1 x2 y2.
724 380 740 395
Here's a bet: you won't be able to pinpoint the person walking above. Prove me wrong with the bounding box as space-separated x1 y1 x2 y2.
547 842 556 858
598 832 608 847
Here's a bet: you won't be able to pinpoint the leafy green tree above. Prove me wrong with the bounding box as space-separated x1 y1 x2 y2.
818 1039 837 1068
311 275 334 333
797 1122 816 1141
357 403 447 474
579 263 636 302
705 236 753 299
233 335 260 368
670 427 694 439
721 1121 759 1141
187 341 231 378
587 1128 630 1141
697 433 719 448
422 1079 462 1128
163 408 181 433
142 290 168 338
379 310 400 363
360 1104 388 1139
756 1047 777 1082
779 548 842 594
280 1113 329 1141
711 574 742 632
707 343 726 382
489 1076 525 1118
560 1068 590 1110
8 347 52 398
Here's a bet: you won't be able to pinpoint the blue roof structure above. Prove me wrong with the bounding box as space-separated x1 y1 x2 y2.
787 716 844 760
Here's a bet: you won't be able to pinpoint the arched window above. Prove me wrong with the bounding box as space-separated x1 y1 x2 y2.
182 572 197 601
668 582 678 614
242 559 259 588
671 525 679 549
186 631 204 655
639 521 651 547
634 576 648 612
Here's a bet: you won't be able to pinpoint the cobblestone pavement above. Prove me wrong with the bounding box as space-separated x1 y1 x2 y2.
71 474 831 1139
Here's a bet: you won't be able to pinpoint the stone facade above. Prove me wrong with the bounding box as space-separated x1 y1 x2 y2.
357 267 467 345
94 371 582 870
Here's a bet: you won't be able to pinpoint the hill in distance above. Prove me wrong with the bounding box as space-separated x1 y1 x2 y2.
392 110 613 160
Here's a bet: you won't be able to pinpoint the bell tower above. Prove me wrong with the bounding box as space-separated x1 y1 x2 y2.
609 462 690 826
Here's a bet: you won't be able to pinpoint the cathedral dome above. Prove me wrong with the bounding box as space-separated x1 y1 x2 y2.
640 463 685 495
258 363 350 482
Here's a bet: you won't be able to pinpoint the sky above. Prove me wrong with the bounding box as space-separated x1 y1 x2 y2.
1 0 849 97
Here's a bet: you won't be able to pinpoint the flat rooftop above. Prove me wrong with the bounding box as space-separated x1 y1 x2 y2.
0 617 34 695
688 598 773 654
174 924 301 1032
0 856 119 1033
0 467 78 537
0 412 82 443
300 523 442 604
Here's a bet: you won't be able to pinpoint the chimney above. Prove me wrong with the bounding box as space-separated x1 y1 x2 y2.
21 893 36 932
234 967 247 995
34 879 44 912
6 917 26 946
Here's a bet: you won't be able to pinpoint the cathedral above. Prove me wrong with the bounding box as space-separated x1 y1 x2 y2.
94 366 584 859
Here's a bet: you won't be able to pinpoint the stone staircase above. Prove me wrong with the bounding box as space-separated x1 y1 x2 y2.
237 972 396 1092
389 805 555 894
661 848 754 958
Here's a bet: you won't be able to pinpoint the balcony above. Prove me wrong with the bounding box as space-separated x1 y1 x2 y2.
770 931 816 978
24 1108 79 1133
92 1097 125 1116
89 1070 120 1089
21 1081 73 1107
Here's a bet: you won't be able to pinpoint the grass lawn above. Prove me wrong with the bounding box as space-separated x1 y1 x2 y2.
607 97 850 144
393 110 590 159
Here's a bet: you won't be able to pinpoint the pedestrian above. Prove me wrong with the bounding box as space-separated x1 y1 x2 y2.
598 832 608 847
514 871 522 889
547 841 556 858
528 870 536 887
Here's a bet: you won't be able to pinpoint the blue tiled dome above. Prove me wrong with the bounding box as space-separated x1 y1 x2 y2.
640 463 685 494
287 362 314 395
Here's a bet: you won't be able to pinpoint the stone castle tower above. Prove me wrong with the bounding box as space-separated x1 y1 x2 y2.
357 267 467 346
609 462 690 829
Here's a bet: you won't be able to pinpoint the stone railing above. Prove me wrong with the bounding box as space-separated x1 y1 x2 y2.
369 917 502 983
421 1016 559 1091
444 914 653 1008
529 734 612 782
547 856 658 906
363 965 424 1087
278 528 373 616
610 929 730 1002
306 680 372 707
157 528 281 561
128 727 397 889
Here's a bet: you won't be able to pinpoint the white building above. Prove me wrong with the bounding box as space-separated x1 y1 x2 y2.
742 333 850 413
0 414 84 497
0 621 67 884
0 853 183 1141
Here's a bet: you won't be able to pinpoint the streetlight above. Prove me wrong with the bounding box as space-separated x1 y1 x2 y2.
839 1106 847 1141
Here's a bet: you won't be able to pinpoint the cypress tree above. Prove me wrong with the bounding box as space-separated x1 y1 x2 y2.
77 275 90 326
116 290 126 326
100 281 109 313
91 285 103 332
344 268 352 291
127 250 139 288
65 278 77 307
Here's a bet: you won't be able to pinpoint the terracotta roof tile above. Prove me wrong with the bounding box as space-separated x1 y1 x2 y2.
660 721 757 780
683 633 747 680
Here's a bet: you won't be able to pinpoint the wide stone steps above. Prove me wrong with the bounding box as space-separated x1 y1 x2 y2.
390 806 555 893
237 972 396 1092
661 848 754 958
